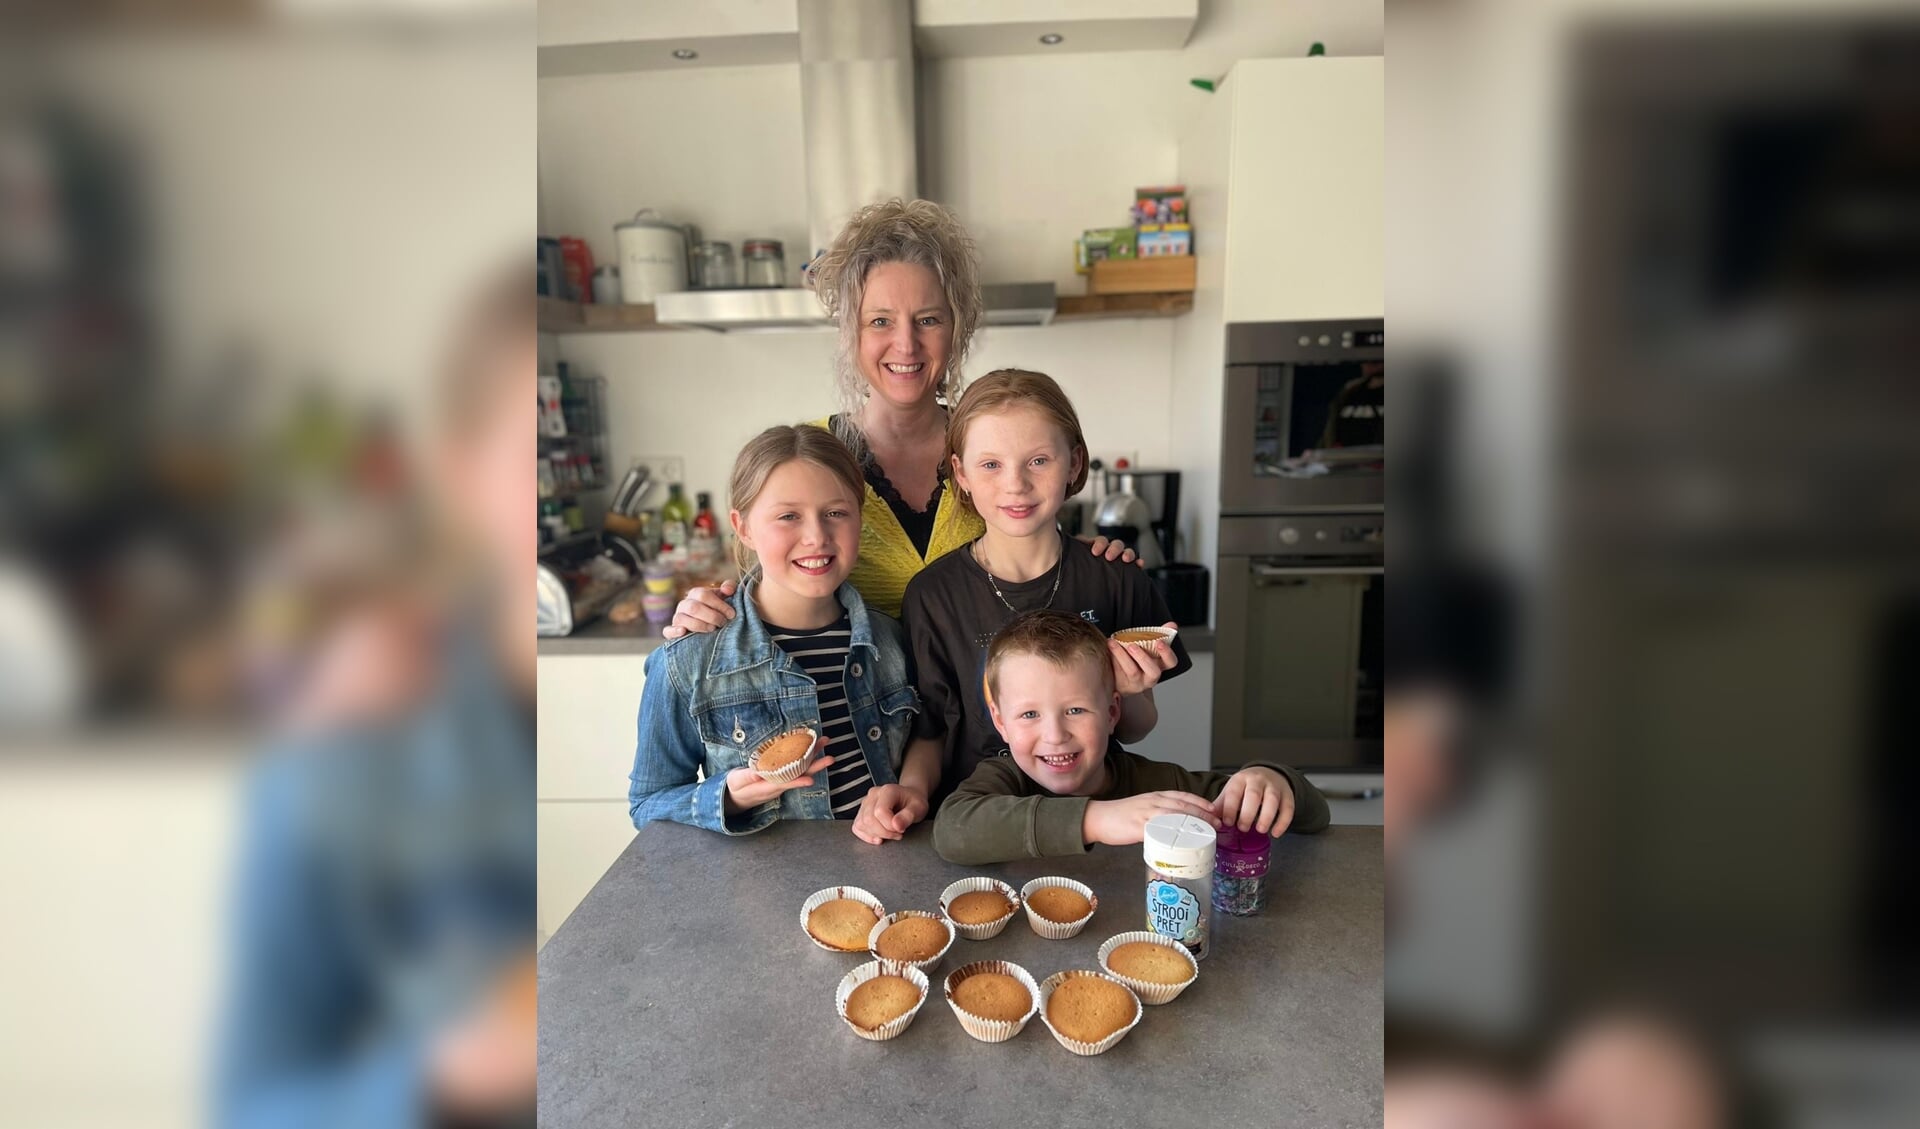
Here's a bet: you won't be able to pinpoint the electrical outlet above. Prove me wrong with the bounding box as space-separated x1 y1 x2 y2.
631 456 684 486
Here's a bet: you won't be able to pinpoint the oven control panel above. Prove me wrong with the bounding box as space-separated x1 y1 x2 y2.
1219 513 1385 560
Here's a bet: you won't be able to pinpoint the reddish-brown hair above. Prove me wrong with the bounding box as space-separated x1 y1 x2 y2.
945 368 1089 517
985 610 1115 701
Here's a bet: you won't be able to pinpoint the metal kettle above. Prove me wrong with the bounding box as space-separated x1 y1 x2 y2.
1093 475 1164 568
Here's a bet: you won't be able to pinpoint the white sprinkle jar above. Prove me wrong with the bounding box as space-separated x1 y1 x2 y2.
1143 814 1217 961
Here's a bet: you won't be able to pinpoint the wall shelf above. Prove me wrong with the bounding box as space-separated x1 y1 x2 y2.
538 291 1194 334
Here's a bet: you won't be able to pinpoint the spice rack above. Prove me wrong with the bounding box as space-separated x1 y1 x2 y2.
538 370 611 541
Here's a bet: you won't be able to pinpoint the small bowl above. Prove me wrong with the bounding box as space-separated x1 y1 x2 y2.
835 961 930 1042
1112 625 1178 649
939 877 1022 940
1036 970 1143 1056
867 910 956 976
750 727 819 784
1096 931 1200 1005
1019 877 1098 940
800 886 886 953
943 960 1042 1043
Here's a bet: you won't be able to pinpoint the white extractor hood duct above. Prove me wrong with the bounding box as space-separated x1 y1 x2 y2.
655 0 1055 331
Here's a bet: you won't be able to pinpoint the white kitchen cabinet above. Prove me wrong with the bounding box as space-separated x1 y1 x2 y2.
1185 57 1384 324
538 801 641 948
1127 651 1214 773
536 652 648 944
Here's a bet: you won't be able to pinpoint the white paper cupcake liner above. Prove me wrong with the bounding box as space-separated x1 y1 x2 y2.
1113 625 1178 649
749 727 818 784
938 877 1022 940
1096 931 1200 1005
1019 876 1098 939
835 961 930 1042
943 960 1041 1043
1036 970 1144 1056
800 886 886 953
867 910 955 976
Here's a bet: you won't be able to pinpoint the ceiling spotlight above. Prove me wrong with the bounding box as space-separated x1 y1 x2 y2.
672 48 698 60
1039 34 1063 46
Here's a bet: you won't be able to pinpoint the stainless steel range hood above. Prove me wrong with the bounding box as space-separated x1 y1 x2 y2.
656 282 1055 332
653 0 1056 332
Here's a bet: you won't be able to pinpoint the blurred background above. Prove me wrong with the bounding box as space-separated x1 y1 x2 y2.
1388 0 1920 1127
0 4 531 1128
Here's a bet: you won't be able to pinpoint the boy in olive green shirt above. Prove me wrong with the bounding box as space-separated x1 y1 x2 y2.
932 611 1329 865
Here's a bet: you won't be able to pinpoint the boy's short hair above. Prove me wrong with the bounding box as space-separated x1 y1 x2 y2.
985 610 1115 702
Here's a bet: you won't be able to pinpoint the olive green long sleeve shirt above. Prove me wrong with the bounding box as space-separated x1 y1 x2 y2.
931 746 1330 865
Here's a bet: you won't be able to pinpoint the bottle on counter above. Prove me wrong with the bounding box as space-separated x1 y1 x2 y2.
1143 814 1216 961
688 491 720 570
660 482 692 551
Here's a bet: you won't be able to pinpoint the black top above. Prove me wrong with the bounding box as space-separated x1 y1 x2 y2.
831 413 943 557
900 529 1191 805
767 610 874 818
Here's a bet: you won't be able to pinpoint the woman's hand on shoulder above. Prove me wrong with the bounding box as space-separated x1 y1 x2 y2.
1080 534 1143 568
661 580 738 641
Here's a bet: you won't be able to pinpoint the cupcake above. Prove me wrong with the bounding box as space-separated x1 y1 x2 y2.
943 960 1041 1043
800 886 885 952
750 727 818 784
1112 625 1178 648
938 877 1021 940
1038 970 1143 1056
868 910 955 975
1097 931 1200 1005
1019 877 1098 939
835 961 930 1042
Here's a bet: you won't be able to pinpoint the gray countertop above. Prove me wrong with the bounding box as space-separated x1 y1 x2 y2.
539 620 1215 658
538 820 1381 1128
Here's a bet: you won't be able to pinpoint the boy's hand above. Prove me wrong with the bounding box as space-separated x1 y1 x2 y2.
851 783 930 845
722 744 833 814
1108 622 1179 696
1083 790 1220 847
1214 766 1296 836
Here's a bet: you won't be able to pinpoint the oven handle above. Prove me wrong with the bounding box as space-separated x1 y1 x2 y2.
1250 564 1384 578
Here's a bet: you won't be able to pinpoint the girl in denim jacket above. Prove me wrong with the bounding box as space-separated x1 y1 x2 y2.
628 425 942 843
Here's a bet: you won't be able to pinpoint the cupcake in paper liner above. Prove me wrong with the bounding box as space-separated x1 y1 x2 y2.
1097 931 1200 1005
800 886 886 953
749 727 818 784
938 877 1021 940
943 960 1041 1043
835 961 930 1042
1111 625 1178 649
1019 876 1098 939
867 910 955 976
1036 970 1143 1056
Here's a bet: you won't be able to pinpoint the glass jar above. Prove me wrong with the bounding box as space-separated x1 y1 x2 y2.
742 239 785 288
694 241 736 289
1143 814 1216 961
1212 825 1272 916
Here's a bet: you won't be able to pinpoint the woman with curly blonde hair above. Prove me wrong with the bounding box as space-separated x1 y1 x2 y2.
666 199 1130 631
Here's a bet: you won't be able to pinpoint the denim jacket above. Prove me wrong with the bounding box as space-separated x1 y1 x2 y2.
628 578 919 834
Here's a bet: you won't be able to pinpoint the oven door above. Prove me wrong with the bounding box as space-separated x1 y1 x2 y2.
1221 319 1385 514
1213 557 1384 770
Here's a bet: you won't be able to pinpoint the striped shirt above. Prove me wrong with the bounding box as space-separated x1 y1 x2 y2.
768 612 873 819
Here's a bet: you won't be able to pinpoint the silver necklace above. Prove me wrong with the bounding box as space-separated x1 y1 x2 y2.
975 538 1063 616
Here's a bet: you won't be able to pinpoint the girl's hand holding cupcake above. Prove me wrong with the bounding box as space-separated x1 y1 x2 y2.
1107 621 1180 697
851 782 930 845
722 752 834 815
1213 765 1297 836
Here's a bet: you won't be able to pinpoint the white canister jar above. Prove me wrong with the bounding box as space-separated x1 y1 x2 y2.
614 210 688 304
1143 814 1216 960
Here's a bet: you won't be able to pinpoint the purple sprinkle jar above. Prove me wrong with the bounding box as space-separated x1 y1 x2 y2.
1211 826 1271 917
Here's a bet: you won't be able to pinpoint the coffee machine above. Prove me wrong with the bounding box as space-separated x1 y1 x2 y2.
1095 468 1181 564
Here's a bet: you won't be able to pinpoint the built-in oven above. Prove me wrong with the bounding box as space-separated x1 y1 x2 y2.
1212 511 1384 770
1222 319 1385 513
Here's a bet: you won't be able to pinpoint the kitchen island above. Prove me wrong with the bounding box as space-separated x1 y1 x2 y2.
537 820 1381 1127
